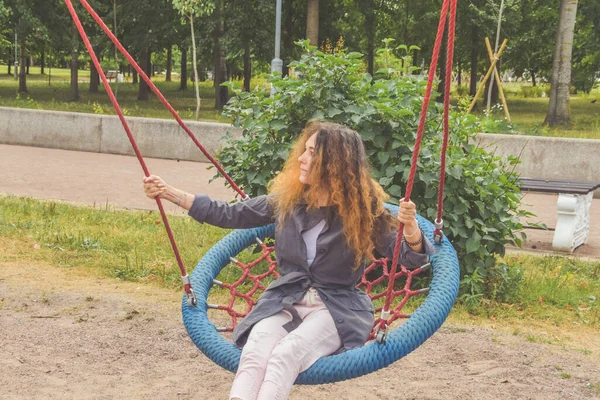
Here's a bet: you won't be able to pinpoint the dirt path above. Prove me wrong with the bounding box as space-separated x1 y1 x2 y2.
1 257 599 400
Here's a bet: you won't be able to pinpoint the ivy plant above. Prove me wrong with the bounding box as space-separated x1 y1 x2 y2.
217 40 531 298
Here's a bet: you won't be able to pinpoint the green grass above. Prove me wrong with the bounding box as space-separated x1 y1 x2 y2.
455 253 600 327
0 65 228 122
0 195 228 288
464 83 600 139
1 195 599 329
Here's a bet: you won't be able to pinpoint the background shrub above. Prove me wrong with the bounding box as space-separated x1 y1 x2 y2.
217 41 531 298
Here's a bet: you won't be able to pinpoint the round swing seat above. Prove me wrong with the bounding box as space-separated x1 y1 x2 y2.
182 204 459 384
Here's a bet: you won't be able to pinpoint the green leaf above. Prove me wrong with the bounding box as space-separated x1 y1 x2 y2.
327 107 343 118
388 185 403 197
466 236 480 254
311 110 325 120
378 152 390 165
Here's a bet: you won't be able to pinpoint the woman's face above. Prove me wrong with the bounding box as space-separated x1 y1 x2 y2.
298 132 317 184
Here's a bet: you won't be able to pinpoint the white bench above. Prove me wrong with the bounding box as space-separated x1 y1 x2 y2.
520 178 600 252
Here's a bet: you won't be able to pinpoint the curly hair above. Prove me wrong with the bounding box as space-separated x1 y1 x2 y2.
268 120 397 267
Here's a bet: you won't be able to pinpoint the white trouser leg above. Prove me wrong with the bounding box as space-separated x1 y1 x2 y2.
229 311 290 400
256 295 342 400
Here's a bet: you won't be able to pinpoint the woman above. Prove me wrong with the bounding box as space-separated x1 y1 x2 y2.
144 120 434 400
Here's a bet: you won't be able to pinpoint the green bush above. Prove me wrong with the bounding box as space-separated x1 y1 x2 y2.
217 41 531 298
456 85 469 97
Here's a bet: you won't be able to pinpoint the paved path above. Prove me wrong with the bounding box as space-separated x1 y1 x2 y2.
1 144 598 259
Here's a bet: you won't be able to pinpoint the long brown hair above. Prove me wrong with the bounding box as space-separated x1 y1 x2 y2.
268 120 396 266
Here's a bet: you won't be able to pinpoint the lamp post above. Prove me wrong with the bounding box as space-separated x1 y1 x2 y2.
270 0 282 96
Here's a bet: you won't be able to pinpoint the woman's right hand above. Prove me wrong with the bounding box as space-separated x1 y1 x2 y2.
143 175 167 199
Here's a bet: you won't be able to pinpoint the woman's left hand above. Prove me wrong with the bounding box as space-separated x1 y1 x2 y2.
398 198 419 232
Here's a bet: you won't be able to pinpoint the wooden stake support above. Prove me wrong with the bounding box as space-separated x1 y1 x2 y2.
484 37 511 121
468 38 510 118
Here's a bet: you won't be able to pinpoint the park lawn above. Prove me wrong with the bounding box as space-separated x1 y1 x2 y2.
468 83 600 139
0 65 229 122
504 96 600 139
2 65 600 139
0 195 598 341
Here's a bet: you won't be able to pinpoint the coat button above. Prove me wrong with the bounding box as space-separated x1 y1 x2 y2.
337 318 344 323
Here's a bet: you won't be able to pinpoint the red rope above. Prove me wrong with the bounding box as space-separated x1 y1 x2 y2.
76 0 247 200
64 0 194 296
435 0 458 235
212 240 280 330
380 0 455 322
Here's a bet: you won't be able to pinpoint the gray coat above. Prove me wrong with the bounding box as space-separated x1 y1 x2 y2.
189 195 435 352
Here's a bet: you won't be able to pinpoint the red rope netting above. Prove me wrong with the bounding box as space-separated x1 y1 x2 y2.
209 242 430 341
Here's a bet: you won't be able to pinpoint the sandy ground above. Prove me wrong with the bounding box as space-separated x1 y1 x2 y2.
1 251 599 400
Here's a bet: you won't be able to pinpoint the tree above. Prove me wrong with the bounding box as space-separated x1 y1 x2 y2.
70 23 79 100
571 0 600 93
5 0 47 93
505 0 557 86
545 0 578 126
172 0 215 119
118 0 178 100
306 0 319 45
224 0 274 92
213 0 227 110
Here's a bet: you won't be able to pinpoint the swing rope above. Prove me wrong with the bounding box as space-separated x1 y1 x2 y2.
65 0 249 306
436 0 458 243
376 0 457 340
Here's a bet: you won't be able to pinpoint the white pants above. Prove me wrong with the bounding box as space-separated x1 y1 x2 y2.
229 288 342 400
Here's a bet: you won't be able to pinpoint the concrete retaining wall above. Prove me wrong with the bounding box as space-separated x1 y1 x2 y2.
0 107 240 162
1 107 598 196
474 133 600 197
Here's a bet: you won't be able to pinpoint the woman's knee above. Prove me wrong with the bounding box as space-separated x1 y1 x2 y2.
267 333 310 370
240 331 277 364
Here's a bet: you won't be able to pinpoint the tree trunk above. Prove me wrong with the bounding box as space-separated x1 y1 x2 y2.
26 56 30 75
306 0 319 46
70 24 79 101
214 0 228 110
137 48 151 100
19 40 27 93
166 46 172 82
41 49 45 75
132 69 138 84
545 0 578 126
469 26 479 97
436 28 448 103
179 47 188 91
531 70 537 87
365 0 375 77
243 39 251 92
190 15 201 120
282 0 293 77
89 57 100 93
404 0 410 46
457 61 462 86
